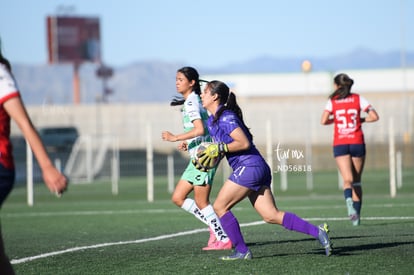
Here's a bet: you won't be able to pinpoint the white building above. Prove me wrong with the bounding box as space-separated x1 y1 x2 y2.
15 68 413 149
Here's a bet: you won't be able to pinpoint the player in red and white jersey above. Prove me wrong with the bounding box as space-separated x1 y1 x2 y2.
325 93 371 146
0 42 67 273
321 73 379 226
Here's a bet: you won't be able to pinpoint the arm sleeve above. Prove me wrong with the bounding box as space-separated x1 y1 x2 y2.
324 100 333 113
185 95 201 122
0 65 20 103
359 95 372 112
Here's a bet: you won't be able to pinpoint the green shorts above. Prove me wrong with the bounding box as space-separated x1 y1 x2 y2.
181 160 217 186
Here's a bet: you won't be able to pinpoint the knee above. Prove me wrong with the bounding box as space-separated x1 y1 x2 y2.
212 202 221 214
171 194 184 207
213 201 226 218
262 212 283 225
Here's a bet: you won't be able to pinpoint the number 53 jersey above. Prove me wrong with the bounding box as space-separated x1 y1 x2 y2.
324 93 372 146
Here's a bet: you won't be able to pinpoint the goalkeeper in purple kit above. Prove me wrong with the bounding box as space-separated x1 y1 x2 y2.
196 80 332 260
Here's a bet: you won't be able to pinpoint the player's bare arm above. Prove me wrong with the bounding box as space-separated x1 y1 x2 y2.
227 127 251 152
361 108 379 123
162 119 205 142
4 96 67 195
320 110 334 125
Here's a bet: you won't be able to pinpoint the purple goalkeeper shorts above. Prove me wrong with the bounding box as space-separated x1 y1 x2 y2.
229 162 272 191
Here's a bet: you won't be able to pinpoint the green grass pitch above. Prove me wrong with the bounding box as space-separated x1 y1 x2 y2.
2 169 414 274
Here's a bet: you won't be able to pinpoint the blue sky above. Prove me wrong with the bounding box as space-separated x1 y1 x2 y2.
1 0 413 68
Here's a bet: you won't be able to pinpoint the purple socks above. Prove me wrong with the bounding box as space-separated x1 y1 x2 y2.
219 211 249 253
219 211 319 252
282 212 319 238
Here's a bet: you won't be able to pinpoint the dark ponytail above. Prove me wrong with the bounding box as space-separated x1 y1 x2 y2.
329 73 354 99
207 80 253 140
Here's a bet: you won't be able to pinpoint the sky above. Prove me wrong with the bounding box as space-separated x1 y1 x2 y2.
1 0 413 68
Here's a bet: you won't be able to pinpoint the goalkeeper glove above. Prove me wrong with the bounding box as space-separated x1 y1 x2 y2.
201 142 228 158
192 142 228 171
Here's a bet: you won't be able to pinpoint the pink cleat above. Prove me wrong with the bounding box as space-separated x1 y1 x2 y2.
202 240 232 251
207 228 217 246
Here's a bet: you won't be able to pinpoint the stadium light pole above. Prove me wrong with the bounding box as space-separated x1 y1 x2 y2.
302 60 313 190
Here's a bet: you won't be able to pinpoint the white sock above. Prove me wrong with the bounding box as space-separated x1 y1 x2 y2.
200 204 229 242
181 198 209 225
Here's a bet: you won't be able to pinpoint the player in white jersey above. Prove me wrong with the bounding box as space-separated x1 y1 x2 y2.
162 67 231 250
0 40 67 274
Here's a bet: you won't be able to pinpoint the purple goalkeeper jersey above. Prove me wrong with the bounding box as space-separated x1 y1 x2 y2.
207 109 264 167
207 109 271 190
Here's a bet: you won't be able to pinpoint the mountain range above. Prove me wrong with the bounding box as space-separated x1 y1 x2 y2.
12 47 414 105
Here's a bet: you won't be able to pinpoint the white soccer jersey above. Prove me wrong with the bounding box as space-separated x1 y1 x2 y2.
181 91 211 156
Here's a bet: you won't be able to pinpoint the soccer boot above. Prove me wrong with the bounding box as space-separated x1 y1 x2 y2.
318 223 333 256
203 240 232 251
220 249 252 260
207 228 217 246
352 217 361 226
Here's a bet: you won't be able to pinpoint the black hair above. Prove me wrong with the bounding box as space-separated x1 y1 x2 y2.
0 38 11 71
329 73 354 99
207 80 253 140
170 66 201 106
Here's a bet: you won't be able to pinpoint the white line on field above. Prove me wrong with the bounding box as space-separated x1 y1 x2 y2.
10 216 414 265
3 209 182 218
4 202 414 218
